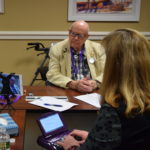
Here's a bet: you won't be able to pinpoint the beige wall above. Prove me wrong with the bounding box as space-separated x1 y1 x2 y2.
0 0 150 85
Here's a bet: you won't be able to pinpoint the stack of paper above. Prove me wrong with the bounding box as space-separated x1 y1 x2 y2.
29 96 78 112
26 96 68 101
75 93 101 108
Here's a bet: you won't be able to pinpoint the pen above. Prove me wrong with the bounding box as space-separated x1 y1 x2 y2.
44 103 63 107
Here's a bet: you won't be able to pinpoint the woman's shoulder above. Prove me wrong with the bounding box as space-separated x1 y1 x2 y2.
98 103 121 121
100 103 117 113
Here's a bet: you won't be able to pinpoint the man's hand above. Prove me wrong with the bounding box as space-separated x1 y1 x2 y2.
88 80 98 90
77 78 97 92
77 79 93 92
67 80 79 90
67 79 98 93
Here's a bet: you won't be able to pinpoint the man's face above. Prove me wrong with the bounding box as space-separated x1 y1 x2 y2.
10 78 15 85
9 79 15 85
69 28 88 51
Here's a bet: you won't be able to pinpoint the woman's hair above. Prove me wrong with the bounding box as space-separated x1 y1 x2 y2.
101 28 150 116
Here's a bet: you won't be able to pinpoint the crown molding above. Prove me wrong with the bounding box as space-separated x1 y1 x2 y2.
0 31 150 40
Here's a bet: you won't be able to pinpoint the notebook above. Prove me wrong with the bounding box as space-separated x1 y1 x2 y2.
37 111 71 150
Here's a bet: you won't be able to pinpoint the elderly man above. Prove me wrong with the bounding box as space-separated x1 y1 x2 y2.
46 20 105 93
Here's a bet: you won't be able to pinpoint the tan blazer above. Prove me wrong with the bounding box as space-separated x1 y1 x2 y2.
46 39 106 88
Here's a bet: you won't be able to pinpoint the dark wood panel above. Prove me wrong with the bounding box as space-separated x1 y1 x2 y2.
11 110 26 150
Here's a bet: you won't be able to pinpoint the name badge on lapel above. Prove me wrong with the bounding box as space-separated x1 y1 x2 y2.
89 57 95 64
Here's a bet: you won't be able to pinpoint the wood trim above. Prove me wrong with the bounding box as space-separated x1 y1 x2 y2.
0 31 150 40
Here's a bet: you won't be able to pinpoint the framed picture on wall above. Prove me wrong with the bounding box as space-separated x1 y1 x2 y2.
0 0 4 13
68 0 141 22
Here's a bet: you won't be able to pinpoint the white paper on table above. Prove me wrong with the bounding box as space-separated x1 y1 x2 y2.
75 93 101 108
26 96 68 101
29 96 78 112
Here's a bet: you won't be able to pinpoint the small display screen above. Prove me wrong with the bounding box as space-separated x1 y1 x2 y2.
0 73 23 96
40 113 64 133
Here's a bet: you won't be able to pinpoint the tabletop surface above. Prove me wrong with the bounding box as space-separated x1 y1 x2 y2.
12 86 100 111
0 86 100 150
0 110 26 150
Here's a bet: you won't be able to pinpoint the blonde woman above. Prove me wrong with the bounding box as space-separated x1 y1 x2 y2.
57 28 150 150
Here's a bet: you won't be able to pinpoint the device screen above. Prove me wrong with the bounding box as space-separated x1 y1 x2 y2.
40 113 64 133
0 73 23 96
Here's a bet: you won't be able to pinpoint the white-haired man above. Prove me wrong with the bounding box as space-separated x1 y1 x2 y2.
46 20 105 93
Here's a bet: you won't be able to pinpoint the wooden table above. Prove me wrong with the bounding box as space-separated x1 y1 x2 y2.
0 110 26 150
10 110 26 150
12 86 99 111
0 86 99 150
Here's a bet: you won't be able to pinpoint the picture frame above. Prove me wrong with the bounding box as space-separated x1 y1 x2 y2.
68 0 141 22
0 0 4 13
0 73 23 96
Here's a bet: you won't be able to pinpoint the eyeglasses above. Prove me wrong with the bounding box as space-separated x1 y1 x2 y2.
69 31 85 39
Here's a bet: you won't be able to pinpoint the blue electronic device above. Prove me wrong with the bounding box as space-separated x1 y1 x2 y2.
37 111 71 150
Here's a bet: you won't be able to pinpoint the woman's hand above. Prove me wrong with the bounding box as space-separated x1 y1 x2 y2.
57 130 89 150
70 129 89 141
57 135 80 150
